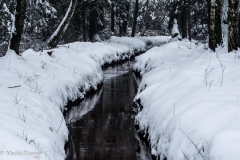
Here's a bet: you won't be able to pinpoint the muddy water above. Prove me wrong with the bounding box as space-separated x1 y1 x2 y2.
65 61 152 160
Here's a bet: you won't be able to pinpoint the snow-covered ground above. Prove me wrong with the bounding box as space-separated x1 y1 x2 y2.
0 36 169 160
133 40 240 160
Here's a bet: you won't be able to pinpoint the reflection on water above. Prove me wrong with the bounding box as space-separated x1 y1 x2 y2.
66 61 151 160
65 90 103 124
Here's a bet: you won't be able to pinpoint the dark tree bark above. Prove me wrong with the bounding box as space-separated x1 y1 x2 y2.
188 0 191 41
10 0 27 55
215 0 223 46
81 3 87 42
47 0 77 48
89 7 98 41
131 0 139 37
181 0 187 39
111 1 115 33
228 0 239 52
209 1 216 51
177 1 183 36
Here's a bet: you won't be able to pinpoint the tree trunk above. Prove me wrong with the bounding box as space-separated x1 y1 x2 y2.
209 1 216 52
47 0 77 48
131 0 139 37
228 0 239 52
111 1 115 33
140 0 149 36
177 1 183 36
82 4 87 42
89 6 98 41
123 2 130 36
10 0 27 55
188 0 192 41
181 0 187 39
215 0 223 46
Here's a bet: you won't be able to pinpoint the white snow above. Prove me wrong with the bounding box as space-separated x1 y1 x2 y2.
134 40 240 160
136 36 170 49
0 36 169 160
109 36 146 53
171 19 181 40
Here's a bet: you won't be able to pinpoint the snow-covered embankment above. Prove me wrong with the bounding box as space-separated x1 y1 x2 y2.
133 40 240 160
0 36 169 160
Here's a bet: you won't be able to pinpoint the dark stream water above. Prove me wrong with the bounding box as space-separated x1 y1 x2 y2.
65 61 152 160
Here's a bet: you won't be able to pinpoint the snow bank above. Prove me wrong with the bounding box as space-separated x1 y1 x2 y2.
109 36 147 53
136 36 170 49
134 40 240 160
0 36 168 160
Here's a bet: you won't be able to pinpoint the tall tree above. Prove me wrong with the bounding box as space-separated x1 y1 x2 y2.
140 0 149 36
215 0 223 46
188 0 192 41
228 0 239 52
122 1 130 35
81 2 87 42
47 0 77 48
89 5 98 41
131 0 139 37
181 0 187 39
10 0 27 55
111 1 115 33
208 0 216 51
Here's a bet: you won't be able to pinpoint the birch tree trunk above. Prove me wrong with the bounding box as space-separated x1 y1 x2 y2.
10 0 27 55
47 0 77 48
228 0 239 52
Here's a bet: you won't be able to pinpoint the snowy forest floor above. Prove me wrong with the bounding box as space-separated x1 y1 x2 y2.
133 40 240 160
0 36 169 160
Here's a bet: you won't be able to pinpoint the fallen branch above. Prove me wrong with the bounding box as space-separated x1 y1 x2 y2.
8 85 21 88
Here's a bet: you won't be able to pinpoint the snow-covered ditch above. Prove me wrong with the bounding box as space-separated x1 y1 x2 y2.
133 40 240 160
0 36 169 160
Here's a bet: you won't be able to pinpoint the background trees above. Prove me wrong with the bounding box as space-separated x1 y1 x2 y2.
0 0 240 55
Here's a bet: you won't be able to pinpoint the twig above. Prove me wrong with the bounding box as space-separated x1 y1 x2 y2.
8 85 21 88
203 56 212 86
208 80 213 92
181 147 189 160
56 57 60 63
57 115 64 133
179 124 204 158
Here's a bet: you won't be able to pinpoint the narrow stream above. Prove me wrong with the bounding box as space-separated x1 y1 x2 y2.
65 61 152 160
